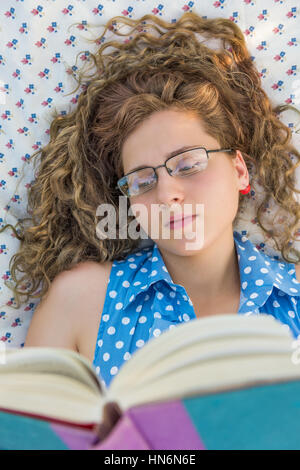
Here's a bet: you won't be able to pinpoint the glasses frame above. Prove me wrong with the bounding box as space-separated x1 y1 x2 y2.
115 146 234 197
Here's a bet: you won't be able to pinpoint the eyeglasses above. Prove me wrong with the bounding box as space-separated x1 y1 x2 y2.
116 146 234 197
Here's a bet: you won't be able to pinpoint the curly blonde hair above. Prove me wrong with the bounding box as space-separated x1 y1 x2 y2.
1 11 300 310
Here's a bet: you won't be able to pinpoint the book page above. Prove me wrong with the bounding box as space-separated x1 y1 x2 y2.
2 347 102 395
118 353 300 411
106 314 300 408
108 314 294 391
0 373 104 425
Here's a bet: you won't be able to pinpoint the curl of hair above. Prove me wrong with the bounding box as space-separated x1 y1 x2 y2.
1 11 300 309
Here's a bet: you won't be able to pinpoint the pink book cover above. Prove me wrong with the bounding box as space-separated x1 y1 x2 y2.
90 400 204 450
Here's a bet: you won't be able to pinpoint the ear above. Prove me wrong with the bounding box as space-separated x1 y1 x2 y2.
232 150 249 190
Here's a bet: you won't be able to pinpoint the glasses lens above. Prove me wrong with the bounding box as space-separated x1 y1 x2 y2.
168 148 208 176
118 149 208 197
119 168 156 197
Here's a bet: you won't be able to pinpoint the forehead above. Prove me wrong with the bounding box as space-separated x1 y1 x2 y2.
121 109 219 172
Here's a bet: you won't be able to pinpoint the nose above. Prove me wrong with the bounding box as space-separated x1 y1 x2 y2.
154 166 185 206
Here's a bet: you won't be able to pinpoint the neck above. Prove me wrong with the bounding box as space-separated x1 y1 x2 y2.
158 228 241 304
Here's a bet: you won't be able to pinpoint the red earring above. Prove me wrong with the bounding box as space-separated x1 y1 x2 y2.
240 184 251 195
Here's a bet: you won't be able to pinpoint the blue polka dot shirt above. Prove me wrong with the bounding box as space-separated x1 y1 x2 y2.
92 230 300 389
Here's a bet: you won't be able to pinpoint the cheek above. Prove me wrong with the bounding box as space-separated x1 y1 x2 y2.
195 170 238 215
129 199 151 229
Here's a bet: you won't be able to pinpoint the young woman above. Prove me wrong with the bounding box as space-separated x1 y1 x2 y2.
2 12 300 389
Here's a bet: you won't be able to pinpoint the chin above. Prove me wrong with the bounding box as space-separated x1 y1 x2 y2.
155 236 205 256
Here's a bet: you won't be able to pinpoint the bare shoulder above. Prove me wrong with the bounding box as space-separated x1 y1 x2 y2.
25 259 113 361
295 263 300 282
67 260 114 362
59 259 113 288
44 259 113 308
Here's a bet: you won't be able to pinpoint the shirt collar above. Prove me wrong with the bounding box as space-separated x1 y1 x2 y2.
122 243 175 310
122 231 300 311
234 231 300 313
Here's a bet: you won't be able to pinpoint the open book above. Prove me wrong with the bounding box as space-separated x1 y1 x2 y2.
1 313 300 450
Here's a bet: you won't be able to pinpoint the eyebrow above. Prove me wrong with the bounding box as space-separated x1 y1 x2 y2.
126 145 197 174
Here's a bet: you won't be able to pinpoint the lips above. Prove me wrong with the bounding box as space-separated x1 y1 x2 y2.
165 214 198 229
